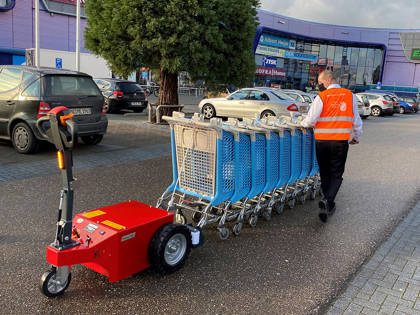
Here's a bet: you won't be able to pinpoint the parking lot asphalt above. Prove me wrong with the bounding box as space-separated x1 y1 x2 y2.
1 113 420 314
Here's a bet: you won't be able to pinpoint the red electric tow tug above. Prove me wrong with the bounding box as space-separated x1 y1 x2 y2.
37 107 200 297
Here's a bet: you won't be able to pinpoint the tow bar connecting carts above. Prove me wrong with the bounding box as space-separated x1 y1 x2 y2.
157 112 321 240
37 107 201 298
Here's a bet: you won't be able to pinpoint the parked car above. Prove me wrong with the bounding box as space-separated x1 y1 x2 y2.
390 96 413 114
355 94 372 119
198 87 302 119
94 78 148 113
383 95 402 113
356 92 394 117
399 96 418 113
363 90 400 113
0 65 108 153
281 89 313 113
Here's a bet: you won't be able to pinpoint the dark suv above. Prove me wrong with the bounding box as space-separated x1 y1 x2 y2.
93 78 148 113
0 66 108 153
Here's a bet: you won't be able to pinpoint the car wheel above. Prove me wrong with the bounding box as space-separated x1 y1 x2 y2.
81 135 103 145
400 107 405 114
371 106 382 117
12 122 39 154
261 110 275 119
202 104 215 119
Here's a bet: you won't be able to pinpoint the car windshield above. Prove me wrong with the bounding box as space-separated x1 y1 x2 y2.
270 90 295 101
384 95 393 101
117 82 143 93
45 75 101 97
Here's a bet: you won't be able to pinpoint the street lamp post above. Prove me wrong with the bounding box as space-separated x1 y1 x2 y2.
75 0 80 71
35 0 40 67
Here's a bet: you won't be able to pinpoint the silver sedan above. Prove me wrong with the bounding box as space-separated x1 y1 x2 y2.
198 88 303 119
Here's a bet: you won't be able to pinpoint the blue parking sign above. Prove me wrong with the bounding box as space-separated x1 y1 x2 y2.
56 58 62 69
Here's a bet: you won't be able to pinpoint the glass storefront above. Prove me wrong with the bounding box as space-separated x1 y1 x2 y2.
254 32 384 91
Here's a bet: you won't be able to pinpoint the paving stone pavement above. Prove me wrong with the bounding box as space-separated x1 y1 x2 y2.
0 143 170 182
327 202 420 315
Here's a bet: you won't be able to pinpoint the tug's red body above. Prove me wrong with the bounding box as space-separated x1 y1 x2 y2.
46 200 174 282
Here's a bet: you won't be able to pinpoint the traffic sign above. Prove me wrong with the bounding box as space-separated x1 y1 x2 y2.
55 58 62 69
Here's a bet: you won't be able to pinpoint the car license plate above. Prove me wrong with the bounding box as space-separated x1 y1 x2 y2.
71 108 91 115
131 102 142 106
300 106 308 111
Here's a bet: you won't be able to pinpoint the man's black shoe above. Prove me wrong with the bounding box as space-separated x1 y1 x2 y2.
327 204 336 216
318 199 328 223
318 199 327 210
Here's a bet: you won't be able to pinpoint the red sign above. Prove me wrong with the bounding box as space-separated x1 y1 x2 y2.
255 67 286 77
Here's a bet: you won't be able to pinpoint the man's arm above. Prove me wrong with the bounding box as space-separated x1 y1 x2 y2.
351 94 363 143
301 95 323 128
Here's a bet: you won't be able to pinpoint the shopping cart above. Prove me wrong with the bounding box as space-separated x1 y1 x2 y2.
157 112 236 239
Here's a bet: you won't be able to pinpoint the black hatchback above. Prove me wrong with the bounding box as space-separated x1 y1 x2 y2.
93 78 148 113
0 66 108 153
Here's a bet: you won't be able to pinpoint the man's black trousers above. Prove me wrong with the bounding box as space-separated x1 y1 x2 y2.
315 140 349 207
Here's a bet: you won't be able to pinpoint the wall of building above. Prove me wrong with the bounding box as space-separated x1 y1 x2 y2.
257 9 420 89
0 0 89 54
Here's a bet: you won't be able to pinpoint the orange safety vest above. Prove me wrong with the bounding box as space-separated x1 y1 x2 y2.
314 88 354 141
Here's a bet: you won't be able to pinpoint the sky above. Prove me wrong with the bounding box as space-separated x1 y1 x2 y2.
259 0 420 29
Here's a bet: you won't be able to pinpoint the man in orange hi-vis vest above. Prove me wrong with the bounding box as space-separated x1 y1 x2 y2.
301 70 363 223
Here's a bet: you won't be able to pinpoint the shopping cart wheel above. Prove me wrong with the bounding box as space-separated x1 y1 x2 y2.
218 226 229 240
298 193 307 205
262 208 272 221
273 202 284 214
175 210 187 225
248 214 258 228
192 208 202 223
232 221 243 236
288 198 296 209
310 189 317 200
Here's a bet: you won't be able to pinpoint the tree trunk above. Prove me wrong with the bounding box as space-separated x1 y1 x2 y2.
158 69 178 109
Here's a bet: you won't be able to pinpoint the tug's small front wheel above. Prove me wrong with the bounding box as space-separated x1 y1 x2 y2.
40 267 71 298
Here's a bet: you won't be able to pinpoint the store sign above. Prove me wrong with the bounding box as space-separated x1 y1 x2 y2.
259 34 296 50
262 56 277 68
256 45 284 58
256 45 318 62
411 48 420 60
255 67 286 77
284 51 318 62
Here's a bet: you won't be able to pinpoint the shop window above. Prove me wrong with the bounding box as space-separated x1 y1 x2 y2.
327 45 335 65
350 47 359 66
334 46 344 65
366 49 375 67
358 48 367 68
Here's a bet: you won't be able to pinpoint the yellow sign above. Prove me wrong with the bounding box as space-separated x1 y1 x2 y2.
101 220 126 230
83 210 106 218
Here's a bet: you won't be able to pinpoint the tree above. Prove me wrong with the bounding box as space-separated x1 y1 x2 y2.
84 0 259 106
